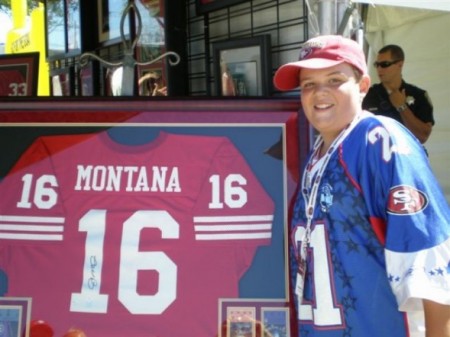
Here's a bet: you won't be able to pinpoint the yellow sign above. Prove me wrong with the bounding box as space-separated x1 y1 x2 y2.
6 0 50 96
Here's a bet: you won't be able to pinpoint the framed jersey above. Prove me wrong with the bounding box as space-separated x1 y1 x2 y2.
0 98 305 337
0 53 39 97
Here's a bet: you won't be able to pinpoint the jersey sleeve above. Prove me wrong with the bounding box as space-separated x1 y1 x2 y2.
0 141 63 245
192 136 275 268
6 133 95 175
0 134 93 245
358 116 450 311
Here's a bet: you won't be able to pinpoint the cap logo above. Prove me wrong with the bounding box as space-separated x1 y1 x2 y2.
299 40 325 60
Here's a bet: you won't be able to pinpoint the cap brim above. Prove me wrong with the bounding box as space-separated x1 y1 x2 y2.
273 58 345 91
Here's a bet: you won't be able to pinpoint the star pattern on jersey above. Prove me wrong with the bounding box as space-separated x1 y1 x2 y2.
342 326 353 337
344 239 359 253
326 159 381 335
388 274 401 283
299 326 311 336
340 272 354 289
430 267 444 276
341 294 357 312
291 151 389 336
388 260 450 285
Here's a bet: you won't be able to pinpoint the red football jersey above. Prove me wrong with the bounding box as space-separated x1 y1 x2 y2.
0 69 26 96
0 130 274 337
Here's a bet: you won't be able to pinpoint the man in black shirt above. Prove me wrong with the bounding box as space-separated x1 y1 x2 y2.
362 45 434 144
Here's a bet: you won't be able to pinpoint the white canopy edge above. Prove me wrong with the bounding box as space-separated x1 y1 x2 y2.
352 0 450 12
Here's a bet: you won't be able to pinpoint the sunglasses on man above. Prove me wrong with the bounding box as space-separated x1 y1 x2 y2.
373 60 401 68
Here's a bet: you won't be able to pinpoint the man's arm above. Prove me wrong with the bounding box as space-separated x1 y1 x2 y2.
398 106 432 143
423 299 450 337
389 88 433 143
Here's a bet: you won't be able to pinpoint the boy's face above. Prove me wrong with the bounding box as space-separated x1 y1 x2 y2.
299 62 370 141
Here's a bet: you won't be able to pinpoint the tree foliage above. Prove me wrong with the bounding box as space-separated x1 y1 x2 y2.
0 0 39 14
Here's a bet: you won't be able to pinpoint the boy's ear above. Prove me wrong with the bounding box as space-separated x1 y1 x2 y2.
359 74 371 94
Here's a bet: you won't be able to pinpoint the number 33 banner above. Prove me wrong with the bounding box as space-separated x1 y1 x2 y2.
0 52 39 96
0 121 291 337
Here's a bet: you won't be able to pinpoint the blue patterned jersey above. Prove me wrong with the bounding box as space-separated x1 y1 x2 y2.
290 112 450 337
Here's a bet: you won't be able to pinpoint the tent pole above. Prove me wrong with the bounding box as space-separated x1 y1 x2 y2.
318 0 337 34
316 0 355 36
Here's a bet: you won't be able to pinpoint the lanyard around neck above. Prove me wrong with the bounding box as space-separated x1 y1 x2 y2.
300 113 365 245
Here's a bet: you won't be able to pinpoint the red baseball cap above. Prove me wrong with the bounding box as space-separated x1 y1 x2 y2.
274 35 368 91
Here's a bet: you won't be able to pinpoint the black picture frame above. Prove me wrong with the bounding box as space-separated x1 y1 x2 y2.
195 0 248 15
213 35 272 97
0 52 39 96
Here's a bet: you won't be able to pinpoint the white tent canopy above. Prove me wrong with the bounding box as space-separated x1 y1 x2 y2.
353 0 450 12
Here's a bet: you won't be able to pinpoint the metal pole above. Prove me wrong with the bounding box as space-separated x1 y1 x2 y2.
317 0 337 35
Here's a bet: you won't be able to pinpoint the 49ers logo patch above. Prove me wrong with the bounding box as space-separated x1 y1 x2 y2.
387 185 428 215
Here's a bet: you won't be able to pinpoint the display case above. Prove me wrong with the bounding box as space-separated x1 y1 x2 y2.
0 98 304 337
45 0 187 96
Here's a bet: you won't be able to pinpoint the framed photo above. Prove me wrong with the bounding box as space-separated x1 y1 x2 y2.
227 307 256 337
0 98 301 337
137 42 168 96
196 0 248 15
219 299 290 337
138 66 167 96
0 297 32 337
213 35 271 97
261 307 290 337
98 0 130 44
0 53 39 97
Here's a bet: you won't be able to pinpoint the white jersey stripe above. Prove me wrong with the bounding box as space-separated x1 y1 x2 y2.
195 223 272 232
0 215 65 241
0 224 64 232
193 215 273 241
193 215 273 223
0 233 63 241
0 215 65 223
196 232 271 240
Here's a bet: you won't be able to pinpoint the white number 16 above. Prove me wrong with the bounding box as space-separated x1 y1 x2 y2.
70 209 179 315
